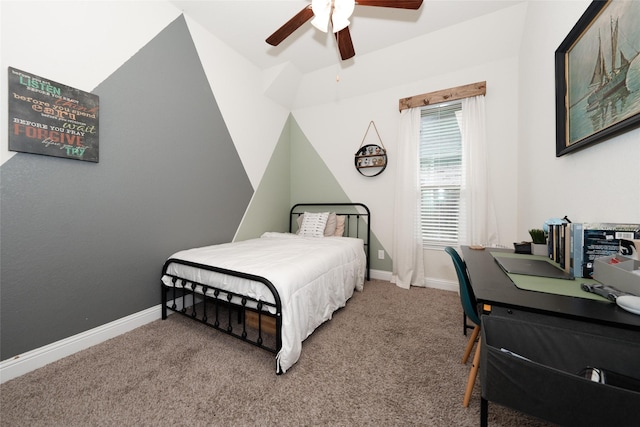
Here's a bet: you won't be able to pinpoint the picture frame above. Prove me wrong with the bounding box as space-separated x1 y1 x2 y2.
8 67 99 162
555 0 640 157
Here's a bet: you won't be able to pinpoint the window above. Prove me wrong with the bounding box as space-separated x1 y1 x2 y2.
419 101 463 246
398 81 487 251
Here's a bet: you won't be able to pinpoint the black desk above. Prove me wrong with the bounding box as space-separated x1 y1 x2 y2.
461 246 640 426
461 246 640 330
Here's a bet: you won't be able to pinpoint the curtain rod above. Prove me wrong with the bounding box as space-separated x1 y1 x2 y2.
398 81 487 112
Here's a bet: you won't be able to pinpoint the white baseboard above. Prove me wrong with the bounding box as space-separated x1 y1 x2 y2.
424 277 458 292
370 269 457 293
0 305 163 384
369 268 392 281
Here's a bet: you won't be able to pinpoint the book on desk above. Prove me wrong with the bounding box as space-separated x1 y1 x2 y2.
570 223 640 278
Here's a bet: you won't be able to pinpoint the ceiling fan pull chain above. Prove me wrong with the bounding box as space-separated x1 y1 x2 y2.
335 31 342 77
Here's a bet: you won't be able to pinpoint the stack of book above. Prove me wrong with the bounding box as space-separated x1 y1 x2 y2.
569 223 640 278
546 219 571 272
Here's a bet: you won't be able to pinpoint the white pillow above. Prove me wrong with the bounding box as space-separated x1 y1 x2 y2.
298 212 330 237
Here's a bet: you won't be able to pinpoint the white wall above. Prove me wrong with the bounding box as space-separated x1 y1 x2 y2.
292 4 527 285
0 0 181 166
517 0 640 232
183 16 290 189
0 1 289 188
291 1 639 286
3 0 637 288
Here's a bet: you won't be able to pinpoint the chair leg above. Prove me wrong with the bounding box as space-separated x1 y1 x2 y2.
462 324 480 364
463 336 481 407
464 314 476 336
463 313 468 336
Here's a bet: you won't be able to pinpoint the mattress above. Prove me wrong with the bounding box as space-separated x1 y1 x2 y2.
161 232 366 373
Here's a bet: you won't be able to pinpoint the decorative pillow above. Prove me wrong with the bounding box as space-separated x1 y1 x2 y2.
323 213 338 236
296 212 338 236
334 215 345 236
298 212 330 238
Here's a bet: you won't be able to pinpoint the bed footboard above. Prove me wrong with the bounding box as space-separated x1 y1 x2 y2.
161 259 283 372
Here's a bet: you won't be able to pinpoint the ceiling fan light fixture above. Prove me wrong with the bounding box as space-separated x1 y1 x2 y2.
267 0 422 61
331 15 350 33
311 0 332 32
311 0 355 33
332 0 355 32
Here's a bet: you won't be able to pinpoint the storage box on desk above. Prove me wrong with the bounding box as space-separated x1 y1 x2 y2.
593 254 640 296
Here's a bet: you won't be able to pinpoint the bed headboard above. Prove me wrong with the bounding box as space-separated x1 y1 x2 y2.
289 203 370 281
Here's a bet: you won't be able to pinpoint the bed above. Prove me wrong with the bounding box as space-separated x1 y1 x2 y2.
160 203 370 374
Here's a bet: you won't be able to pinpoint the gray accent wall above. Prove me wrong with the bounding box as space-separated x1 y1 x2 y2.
0 16 253 360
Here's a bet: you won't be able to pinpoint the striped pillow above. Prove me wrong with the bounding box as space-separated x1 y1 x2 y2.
298 212 330 237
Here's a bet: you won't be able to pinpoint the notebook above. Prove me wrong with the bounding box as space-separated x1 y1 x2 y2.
494 256 575 280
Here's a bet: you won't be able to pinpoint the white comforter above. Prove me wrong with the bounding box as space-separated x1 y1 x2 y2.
161 232 366 373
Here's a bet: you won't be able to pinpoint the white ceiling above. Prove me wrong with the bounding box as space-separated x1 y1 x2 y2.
170 0 523 74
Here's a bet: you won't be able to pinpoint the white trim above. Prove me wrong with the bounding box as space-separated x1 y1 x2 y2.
369 268 392 282
0 305 163 384
370 270 457 292
424 277 458 292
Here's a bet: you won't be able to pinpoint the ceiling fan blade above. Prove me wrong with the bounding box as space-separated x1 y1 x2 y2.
335 27 356 60
266 5 314 46
355 0 423 9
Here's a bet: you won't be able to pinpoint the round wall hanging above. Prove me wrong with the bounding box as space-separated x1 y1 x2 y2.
355 121 387 177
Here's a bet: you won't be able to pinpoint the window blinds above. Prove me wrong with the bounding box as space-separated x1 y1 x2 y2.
420 102 462 245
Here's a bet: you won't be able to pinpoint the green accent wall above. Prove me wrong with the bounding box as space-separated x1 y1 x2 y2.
234 119 291 241
289 118 350 203
238 115 391 271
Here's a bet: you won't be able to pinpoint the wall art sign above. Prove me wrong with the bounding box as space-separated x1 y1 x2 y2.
555 0 640 156
8 67 99 162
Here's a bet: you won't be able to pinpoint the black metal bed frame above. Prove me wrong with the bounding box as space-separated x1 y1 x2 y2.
161 203 370 374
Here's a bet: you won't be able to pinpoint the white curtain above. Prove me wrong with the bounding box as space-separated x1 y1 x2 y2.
391 107 425 289
460 95 499 247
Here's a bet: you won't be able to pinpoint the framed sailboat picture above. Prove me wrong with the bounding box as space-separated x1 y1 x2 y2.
555 0 640 156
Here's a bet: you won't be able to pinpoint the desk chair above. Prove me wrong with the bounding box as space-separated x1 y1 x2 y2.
445 246 481 407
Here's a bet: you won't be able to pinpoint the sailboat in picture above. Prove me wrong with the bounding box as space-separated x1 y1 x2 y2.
586 17 637 112
558 1 640 156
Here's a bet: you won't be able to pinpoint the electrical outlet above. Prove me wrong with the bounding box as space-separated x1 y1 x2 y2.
378 250 385 260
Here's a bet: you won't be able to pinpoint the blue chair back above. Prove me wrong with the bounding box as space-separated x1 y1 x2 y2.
445 246 480 326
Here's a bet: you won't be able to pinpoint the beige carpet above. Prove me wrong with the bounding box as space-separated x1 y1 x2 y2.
0 280 554 426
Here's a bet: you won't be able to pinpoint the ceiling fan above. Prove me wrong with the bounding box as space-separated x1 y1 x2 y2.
266 0 424 61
